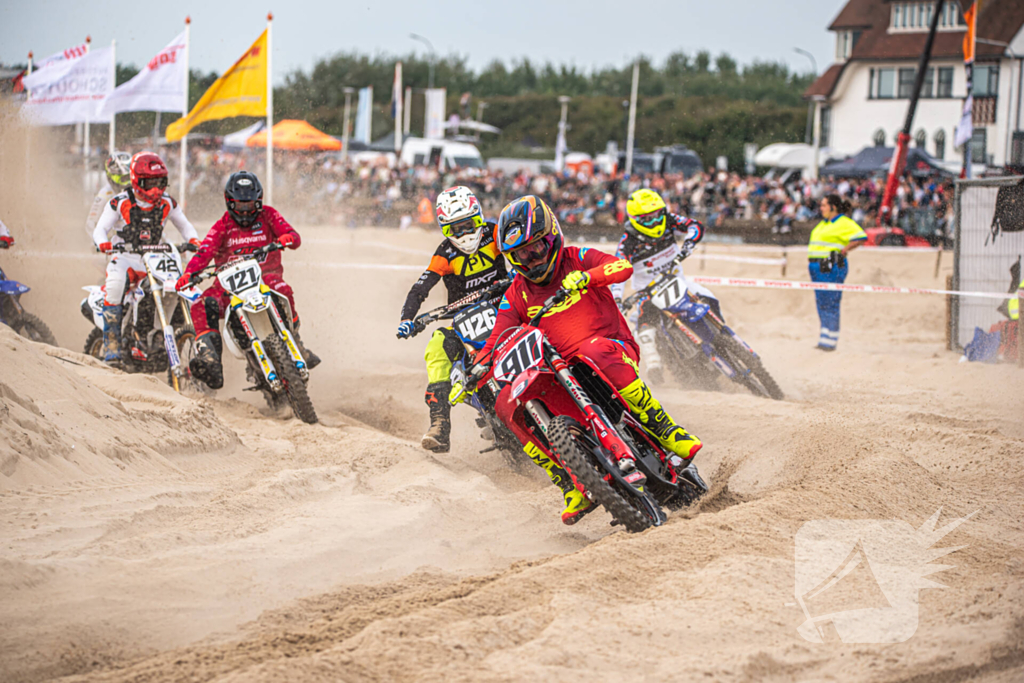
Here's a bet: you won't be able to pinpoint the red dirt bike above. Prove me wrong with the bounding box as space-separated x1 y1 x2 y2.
454 287 708 532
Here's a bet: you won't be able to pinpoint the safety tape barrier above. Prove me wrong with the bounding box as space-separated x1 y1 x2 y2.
687 275 1010 300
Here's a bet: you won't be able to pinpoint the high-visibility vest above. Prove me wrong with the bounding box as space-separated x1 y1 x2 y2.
1010 278 1024 321
808 214 867 259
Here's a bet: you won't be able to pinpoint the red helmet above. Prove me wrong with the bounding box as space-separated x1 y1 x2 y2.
130 151 169 204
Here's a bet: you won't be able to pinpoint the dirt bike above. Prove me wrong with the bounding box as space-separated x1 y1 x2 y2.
621 250 783 400
404 280 523 468
80 243 203 392
0 244 57 345
453 288 709 532
188 242 317 424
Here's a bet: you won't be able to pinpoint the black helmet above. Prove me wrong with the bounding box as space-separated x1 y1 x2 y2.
224 171 263 228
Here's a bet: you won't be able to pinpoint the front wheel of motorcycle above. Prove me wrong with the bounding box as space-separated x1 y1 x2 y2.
264 334 318 424
712 333 784 400
170 326 209 395
11 313 57 346
548 415 653 533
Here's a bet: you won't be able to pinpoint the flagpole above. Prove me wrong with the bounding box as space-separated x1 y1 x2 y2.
394 61 403 153
84 36 91 181
404 86 412 135
624 60 639 177
109 39 116 154
25 51 33 226
266 12 274 206
180 16 190 206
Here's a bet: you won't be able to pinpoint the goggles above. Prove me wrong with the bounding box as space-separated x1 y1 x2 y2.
230 200 259 213
108 172 130 186
634 208 666 228
138 176 168 190
509 235 553 268
444 214 484 238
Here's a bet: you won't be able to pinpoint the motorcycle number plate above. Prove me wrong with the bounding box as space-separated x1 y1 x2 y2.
218 260 263 296
453 303 497 346
650 275 687 310
493 329 544 383
145 252 182 282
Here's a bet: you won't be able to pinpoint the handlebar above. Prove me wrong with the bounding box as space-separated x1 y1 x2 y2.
619 243 693 311
106 242 196 255
406 279 510 339
184 242 284 287
529 287 570 326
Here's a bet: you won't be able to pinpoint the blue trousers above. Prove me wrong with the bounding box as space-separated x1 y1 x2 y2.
809 260 848 349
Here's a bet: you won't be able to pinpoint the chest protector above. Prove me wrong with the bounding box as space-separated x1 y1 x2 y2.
117 190 165 249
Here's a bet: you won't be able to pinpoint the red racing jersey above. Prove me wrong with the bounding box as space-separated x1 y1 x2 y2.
184 206 299 279
480 246 635 362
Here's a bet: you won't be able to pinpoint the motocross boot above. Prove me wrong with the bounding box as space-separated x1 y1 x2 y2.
101 304 123 367
292 320 321 369
523 442 594 524
422 382 451 453
636 325 665 386
189 330 224 390
619 377 702 461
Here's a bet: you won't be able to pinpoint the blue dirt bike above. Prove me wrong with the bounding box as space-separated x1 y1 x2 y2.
622 250 783 400
405 280 525 468
0 245 57 345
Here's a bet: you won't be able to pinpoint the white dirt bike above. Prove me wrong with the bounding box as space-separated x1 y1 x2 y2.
188 242 318 424
80 243 204 392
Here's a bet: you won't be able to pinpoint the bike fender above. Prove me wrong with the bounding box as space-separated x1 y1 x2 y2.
0 281 29 295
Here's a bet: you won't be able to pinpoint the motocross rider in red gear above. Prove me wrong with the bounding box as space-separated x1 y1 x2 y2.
176 170 319 390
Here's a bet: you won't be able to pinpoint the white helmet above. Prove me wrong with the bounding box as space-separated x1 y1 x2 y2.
436 185 485 254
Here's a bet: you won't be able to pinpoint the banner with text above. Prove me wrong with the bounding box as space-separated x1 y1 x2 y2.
101 30 187 115
22 46 114 125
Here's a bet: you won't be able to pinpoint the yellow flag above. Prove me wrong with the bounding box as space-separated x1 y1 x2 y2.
165 29 267 142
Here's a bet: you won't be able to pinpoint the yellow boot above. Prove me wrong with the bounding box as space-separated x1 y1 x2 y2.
522 441 594 525
619 377 702 460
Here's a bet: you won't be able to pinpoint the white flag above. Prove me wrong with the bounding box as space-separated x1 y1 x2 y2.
34 42 89 71
22 46 114 126
354 86 373 144
101 31 186 116
424 88 446 140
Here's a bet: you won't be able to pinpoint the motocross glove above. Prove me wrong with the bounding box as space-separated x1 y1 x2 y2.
680 240 695 257
175 274 192 291
278 233 298 249
99 241 113 254
396 320 415 339
562 270 590 291
188 238 201 249
0 236 13 248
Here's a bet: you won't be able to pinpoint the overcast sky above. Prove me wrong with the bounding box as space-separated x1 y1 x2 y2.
1 0 842 82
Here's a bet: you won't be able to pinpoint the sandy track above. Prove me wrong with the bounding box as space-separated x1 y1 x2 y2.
1 225 1023 682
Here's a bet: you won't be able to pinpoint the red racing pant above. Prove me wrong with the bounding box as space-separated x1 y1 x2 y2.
191 273 297 336
577 336 641 390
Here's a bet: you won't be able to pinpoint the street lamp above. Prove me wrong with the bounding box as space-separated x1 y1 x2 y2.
342 86 355 160
409 33 435 89
794 47 818 146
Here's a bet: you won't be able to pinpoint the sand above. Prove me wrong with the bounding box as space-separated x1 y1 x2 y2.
2 194 1023 680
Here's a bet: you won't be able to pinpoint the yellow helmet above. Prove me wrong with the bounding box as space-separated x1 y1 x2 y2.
626 189 668 238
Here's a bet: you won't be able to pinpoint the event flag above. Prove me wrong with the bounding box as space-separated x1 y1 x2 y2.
392 62 403 152
101 31 187 115
424 88 446 140
954 0 978 150
22 45 114 126
165 28 267 142
33 42 89 72
353 86 373 144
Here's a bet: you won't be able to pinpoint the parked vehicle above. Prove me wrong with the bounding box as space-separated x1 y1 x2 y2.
400 137 484 171
0 257 56 346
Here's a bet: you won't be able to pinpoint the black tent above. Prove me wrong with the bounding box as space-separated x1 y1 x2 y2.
820 146 952 178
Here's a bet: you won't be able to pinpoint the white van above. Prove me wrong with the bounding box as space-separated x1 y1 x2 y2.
400 137 484 170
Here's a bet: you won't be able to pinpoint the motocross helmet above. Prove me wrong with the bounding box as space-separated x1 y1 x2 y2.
626 188 668 239
497 195 563 285
129 151 169 204
436 185 485 253
105 152 132 192
224 171 264 228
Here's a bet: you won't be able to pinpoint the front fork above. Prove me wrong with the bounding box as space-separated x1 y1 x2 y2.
234 298 309 393
147 271 182 392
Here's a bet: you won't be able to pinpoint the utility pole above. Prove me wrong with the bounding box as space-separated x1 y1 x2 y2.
409 33 435 89
625 61 640 177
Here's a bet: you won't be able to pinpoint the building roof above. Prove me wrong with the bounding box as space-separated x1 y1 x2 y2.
807 0 1024 99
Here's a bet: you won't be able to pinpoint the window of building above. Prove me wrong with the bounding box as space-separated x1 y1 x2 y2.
914 129 927 148
877 68 896 98
934 129 945 160
898 68 917 98
835 30 862 61
970 128 987 164
973 64 999 97
937 67 954 97
890 2 964 31
873 129 886 147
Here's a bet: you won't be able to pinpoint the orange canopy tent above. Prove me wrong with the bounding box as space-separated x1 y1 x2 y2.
246 119 342 151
